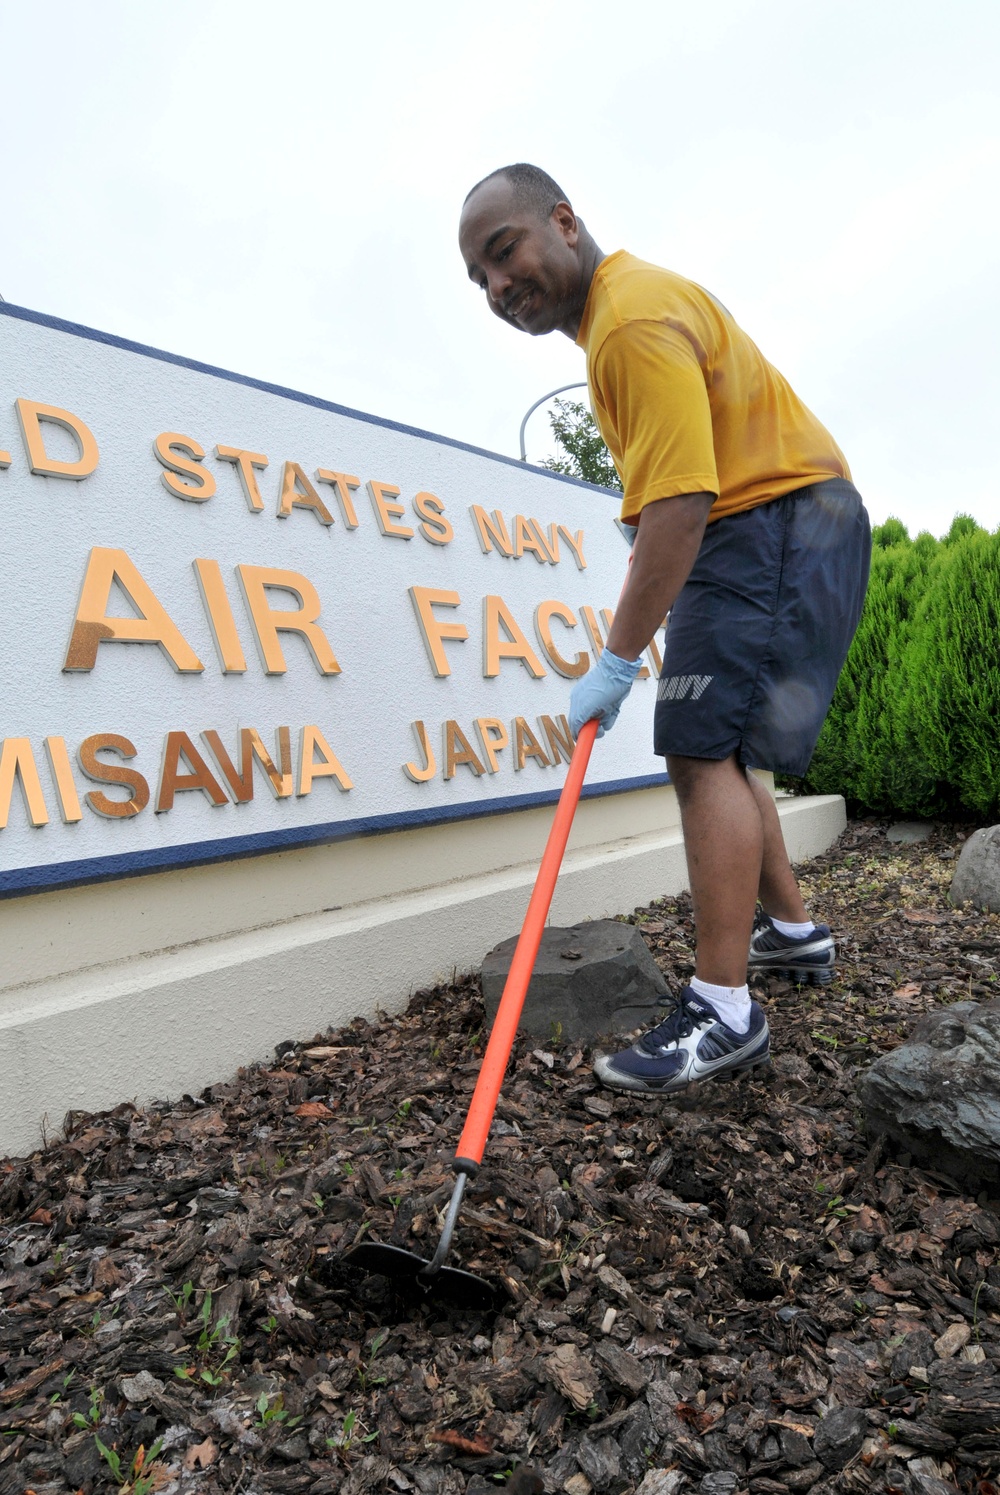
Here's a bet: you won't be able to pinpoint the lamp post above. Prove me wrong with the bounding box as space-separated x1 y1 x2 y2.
518 382 587 462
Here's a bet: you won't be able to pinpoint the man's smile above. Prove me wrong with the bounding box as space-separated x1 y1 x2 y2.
503 286 536 321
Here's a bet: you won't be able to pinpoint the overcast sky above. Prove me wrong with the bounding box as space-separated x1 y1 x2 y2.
2 0 997 537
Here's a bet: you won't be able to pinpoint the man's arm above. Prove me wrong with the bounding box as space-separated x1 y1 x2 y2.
567 492 713 738
606 492 714 659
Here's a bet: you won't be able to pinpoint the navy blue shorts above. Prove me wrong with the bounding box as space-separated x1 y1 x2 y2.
653 479 871 775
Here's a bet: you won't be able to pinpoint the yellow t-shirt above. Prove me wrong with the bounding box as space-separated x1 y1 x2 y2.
576 251 851 524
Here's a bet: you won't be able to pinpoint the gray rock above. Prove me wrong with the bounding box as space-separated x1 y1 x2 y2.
857 1000 1000 1189
813 1406 868 1470
120 1369 166 1403
274 1432 311 1462
481 919 669 1043
950 824 1000 912
636 1472 686 1495
887 821 933 843
699 1475 740 1494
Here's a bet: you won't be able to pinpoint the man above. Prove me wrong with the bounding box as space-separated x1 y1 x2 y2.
458 163 870 1095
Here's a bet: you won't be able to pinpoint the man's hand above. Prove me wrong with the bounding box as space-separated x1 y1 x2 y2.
569 648 643 738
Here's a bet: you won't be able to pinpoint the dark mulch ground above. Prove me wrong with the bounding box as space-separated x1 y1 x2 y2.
2 819 999 1495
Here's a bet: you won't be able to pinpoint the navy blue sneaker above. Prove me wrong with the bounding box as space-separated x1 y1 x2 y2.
593 987 770 1094
748 910 835 985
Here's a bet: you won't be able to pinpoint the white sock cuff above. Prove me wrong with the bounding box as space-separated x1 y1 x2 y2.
689 976 752 1033
771 917 816 938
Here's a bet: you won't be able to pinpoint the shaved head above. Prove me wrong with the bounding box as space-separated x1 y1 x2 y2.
464 163 570 221
458 165 602 341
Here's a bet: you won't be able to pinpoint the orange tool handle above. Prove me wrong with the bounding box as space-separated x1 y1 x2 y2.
453 716 599 1171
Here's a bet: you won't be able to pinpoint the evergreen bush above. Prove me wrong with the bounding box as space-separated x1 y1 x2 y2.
898 522 1000 817
802 514 1000 819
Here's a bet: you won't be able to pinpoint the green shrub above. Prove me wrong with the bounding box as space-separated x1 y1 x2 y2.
802 513 999 818
802 524 939 809
898 524 1000 817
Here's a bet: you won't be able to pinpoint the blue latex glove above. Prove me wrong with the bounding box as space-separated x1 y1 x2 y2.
569 648 643 738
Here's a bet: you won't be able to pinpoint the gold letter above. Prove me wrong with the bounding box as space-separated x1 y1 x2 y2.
513 515 548 563
534 600 589 678
237 566 340 675
15 399 99 480
368 480 413 539
277 461 335 525
414 491 454 545
557 525 587 570
193 558 248 673
156 731 229 812
579 605 606 660
512 717 550 771
215 445 268 512
298 725 353 794
315 470 361 527
202 727 294 800
474 717 509 774
408 586 468 677
44 736 83 823
443 720 486 779
403 720 437 783
540 522 561 563
64 547 204 673
153 432 217 502
78 734 150 819
483 594 546 678
539 714 575 766
0 738 49 827
469 505 513 558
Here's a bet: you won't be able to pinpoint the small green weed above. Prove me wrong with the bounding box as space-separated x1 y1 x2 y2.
254 1392 302 1430
327 1407 378 1454
163 1280 195 1320
94 1434 165 1495
71 1386 103 1430
357 1328 389 1390
173 1291 240 1385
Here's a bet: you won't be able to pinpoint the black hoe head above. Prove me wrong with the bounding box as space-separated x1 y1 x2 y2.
343 1242 500 1312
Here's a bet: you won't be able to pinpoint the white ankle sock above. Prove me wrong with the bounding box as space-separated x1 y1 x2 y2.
771 917 816 938
689 977 751 1034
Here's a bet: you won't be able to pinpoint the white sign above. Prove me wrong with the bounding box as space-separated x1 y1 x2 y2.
0 304 667 895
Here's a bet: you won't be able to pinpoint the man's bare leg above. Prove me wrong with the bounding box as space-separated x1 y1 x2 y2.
744 768 809 923
665 751 763 988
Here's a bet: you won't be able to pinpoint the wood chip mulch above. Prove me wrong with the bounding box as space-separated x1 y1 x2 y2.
2 818 999 1495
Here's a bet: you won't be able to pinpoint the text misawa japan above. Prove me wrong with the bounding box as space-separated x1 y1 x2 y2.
0 305 666 896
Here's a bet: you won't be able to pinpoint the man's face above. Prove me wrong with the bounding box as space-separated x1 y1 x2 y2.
458 179 583 338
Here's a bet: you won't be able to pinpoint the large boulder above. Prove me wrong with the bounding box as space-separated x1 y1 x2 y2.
481 919 669 1043
857 1000 1000 1189
950 825 1000 912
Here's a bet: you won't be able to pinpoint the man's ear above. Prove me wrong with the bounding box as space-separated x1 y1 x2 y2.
551 201 579 245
